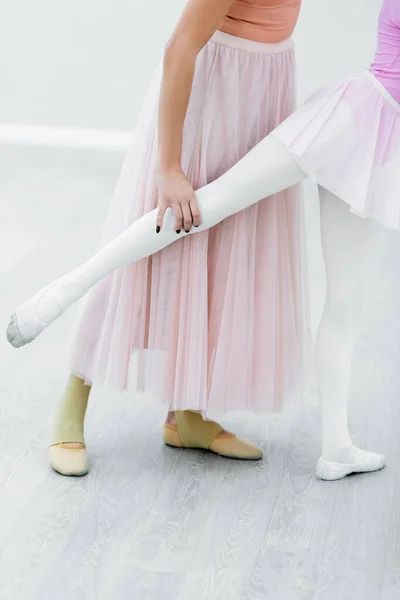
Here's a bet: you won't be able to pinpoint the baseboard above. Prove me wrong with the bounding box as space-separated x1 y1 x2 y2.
0 123 132 152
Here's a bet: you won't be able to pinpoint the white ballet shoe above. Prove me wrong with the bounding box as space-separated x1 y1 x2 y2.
316 450 385 481
7 281 67 348
48 443 89 477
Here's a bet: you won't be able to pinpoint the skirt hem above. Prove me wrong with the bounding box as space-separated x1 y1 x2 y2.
272 71 400 233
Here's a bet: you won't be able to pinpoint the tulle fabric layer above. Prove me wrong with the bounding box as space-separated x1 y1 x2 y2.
273 71 400 230
68 31 310 417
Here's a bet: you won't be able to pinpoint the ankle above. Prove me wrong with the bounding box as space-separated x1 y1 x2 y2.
55 442 86 449
321 442 361 463
49 375 89 446
165 410 230 435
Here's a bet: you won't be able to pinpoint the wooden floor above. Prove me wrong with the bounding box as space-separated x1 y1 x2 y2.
1 146 400 600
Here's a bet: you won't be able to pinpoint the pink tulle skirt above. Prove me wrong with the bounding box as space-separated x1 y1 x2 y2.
68 31 310 417
273 71 400 230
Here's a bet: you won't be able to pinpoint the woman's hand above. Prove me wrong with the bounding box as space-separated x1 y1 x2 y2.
156 0 234 236
156 169 201 233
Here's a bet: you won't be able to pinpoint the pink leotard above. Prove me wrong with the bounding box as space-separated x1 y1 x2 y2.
369 0 400 103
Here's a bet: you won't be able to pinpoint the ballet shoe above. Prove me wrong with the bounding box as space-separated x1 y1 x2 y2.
7 278 76 348
163 411 263 460
48 442 89 477
316 449 385 481
7 283 62 347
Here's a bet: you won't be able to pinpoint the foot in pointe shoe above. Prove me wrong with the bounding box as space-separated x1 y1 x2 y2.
316 447 385 481
48 442 89 477
7 280 68 348
163 411 263 460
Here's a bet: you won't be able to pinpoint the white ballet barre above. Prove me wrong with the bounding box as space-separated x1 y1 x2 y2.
0 123 132 152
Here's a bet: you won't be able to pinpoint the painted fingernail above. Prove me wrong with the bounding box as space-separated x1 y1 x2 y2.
194 225 199 227
156 226 160 233
185 230 190 233
176 230 181 234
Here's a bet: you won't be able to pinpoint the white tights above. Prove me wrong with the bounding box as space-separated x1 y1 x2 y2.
60 136 305 301
42 135 377 461
316 188 382 461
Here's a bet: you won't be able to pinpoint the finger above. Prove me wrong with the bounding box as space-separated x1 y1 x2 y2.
181 202 193 232
156 206 167 233
172 203 183 233
189 195 201 228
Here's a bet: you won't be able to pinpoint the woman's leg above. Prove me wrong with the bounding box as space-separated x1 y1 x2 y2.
315 188 384 479
8 136 306 346
48 374 90 476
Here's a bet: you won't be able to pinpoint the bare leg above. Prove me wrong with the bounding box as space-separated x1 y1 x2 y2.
315 188 385 479
8 136 306 346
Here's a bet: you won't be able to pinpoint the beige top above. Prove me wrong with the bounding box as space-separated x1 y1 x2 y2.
219 0 302 43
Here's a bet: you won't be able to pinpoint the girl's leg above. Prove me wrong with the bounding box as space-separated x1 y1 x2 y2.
48 374 90 476
8 136 306 346
315 188 384 479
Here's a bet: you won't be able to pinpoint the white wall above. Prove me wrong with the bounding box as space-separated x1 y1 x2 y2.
295 0 380 101
0 0 185 130
0 0 381 131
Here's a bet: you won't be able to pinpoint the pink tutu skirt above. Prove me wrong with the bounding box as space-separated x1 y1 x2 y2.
273 70 400 230
68 31 310 417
